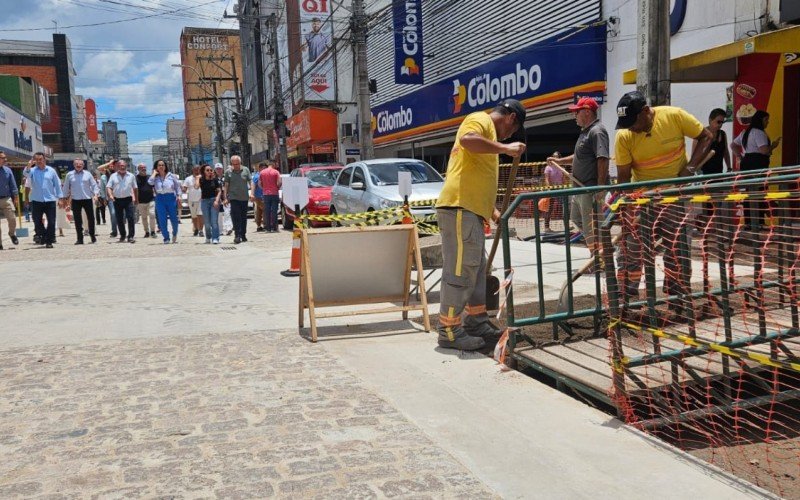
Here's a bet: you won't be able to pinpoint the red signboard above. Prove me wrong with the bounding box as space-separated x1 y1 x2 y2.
310 143 335 155
85 98 98 142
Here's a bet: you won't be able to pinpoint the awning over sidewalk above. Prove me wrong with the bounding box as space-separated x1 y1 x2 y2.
623 25 800 84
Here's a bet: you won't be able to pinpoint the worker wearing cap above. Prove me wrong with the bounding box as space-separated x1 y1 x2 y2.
547 97 609 254
613 91 712 305
435 99 527 351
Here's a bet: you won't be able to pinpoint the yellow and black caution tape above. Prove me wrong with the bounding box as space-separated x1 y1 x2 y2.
609 191 794 212
612 320 800 373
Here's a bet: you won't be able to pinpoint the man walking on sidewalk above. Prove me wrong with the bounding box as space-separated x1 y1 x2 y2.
61 158 99 244
27 152 63 248
259 161 282 232
0 152 19 250
252 162 265 231
106 160 138 243
135 163 156 238
435 99 527 351
223 155 252 244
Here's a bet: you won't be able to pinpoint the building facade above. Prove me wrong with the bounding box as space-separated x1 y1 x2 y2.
166 118 188 175
237 0 799 173
179 27 242 165
101 120 119 159
0 34 79 156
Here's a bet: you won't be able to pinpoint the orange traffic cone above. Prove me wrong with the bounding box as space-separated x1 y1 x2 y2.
281 228 302 277
402 203 412 225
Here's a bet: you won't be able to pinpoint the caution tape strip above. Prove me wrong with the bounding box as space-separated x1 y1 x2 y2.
609 191 794 212
611 320 800 373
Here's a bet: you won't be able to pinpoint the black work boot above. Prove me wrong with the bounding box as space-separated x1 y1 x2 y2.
464 313 502 341
437 326 485 351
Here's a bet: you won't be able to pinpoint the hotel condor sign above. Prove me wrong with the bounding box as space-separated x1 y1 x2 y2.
371 24 607 139
187 36 230 51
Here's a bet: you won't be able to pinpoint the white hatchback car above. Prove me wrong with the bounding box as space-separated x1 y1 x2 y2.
330 159 443 221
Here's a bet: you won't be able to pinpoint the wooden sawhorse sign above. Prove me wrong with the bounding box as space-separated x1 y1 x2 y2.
299 225 431 341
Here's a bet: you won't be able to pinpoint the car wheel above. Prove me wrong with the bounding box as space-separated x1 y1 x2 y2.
282 205 293 230
329 206 341 227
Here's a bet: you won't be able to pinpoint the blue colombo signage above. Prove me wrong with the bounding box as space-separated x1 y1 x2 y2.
372 24 607 141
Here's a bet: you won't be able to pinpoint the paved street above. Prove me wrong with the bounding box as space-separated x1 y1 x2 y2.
0 221 770 498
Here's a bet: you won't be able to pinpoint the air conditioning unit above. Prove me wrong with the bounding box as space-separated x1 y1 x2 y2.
341 122 355 139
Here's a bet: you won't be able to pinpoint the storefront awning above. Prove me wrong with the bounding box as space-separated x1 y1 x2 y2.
623 25 800 84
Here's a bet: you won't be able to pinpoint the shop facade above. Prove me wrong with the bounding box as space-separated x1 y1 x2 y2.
367 0 605 171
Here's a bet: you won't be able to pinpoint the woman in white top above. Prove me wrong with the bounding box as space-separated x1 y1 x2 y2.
731 110 781 171
730 110 782 229
148 159 182 244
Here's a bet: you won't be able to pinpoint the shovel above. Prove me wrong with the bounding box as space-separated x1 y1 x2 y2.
486 156 520 311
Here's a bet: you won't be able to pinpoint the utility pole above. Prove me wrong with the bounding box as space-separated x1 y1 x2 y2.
196 55 251 168
637 0 671 106
268 13 289 173
352 0 374 159
211 81 224 164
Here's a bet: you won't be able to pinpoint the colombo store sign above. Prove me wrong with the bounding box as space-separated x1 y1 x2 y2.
372 24 607 139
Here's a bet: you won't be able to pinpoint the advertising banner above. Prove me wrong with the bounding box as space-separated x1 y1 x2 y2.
393 0 424 85
85 98 98 142
299 0 335 102
371 25 606 140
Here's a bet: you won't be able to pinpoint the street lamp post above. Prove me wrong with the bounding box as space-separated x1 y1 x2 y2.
172 63 225 166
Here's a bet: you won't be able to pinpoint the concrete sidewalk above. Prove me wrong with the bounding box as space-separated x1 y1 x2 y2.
1 233 772 498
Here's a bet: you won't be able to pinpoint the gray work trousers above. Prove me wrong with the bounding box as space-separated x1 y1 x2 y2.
437 208 488 339
571 192 600 251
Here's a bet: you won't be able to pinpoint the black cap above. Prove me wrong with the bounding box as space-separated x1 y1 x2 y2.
498 99 527 134
615 91 647 129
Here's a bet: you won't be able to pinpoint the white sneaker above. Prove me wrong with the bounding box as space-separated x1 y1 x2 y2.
212 238 219 244
205 238 211 244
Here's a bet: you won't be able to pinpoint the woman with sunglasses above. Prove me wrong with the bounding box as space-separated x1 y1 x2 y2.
195 164 222 244
692 108 731 176
148 159 181 243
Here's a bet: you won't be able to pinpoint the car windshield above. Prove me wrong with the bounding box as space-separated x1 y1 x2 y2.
368 162 443 186
305 169 340 188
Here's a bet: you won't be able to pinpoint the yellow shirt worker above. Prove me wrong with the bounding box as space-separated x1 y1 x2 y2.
614 91 711 183
613 90 712 305
435 99 526 351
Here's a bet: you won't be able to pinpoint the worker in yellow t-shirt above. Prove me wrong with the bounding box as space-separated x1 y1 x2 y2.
435 99 527 351
613 91 713 309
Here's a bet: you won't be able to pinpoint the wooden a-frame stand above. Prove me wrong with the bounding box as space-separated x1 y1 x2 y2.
298 225 431 342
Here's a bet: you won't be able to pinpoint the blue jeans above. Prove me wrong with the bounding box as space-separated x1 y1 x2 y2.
108 198 118 234
155 193 179 241
263 195 279 231
200 198 220 240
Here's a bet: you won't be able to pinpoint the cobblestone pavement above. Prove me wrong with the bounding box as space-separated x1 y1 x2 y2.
0 330 497 498
0 218 294 261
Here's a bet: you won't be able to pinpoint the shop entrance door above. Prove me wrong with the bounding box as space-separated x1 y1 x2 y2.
783 64 800 166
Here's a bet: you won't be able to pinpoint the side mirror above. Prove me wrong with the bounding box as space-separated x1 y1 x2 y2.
351 182 365 191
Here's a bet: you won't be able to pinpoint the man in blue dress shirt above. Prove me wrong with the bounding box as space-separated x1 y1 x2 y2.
0 151 19 249
62 158 99 245
26 152 63 248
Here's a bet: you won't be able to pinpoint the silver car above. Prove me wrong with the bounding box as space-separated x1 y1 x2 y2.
330 159 444 223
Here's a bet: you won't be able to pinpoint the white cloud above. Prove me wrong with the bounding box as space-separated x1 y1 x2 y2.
79 49 135 82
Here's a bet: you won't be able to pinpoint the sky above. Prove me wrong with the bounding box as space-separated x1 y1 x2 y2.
0 0 238 166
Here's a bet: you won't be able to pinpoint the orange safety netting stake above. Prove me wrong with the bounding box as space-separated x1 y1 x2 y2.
280 227 302 277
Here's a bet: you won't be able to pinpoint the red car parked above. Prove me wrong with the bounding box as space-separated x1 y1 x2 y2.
281 164 344 229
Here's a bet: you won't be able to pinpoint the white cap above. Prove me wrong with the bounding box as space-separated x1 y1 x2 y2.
214 163 223 169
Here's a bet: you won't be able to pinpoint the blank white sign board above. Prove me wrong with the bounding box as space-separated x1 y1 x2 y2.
298 225 431 341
